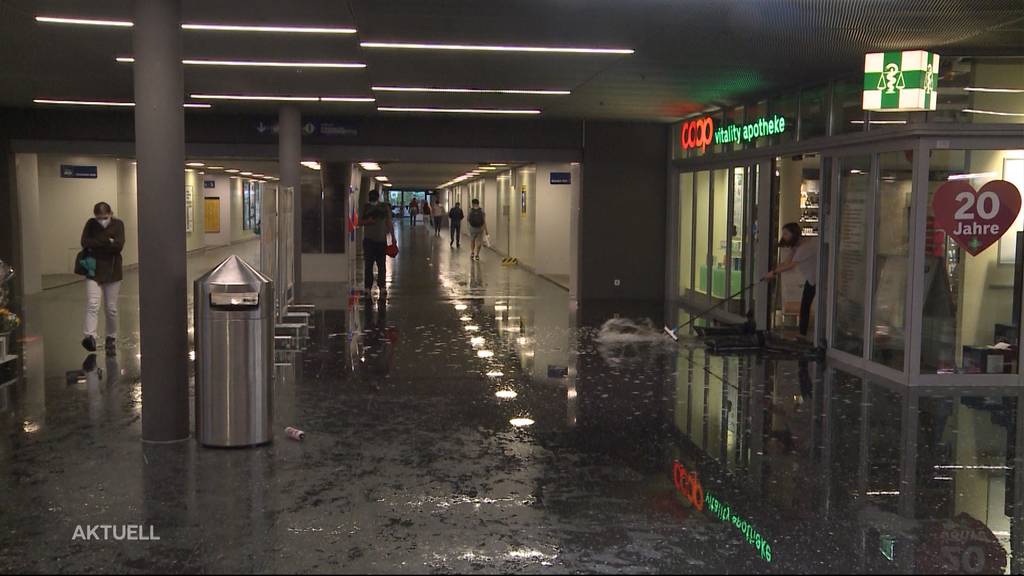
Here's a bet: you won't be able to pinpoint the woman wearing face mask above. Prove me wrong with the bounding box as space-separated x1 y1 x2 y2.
80 202 125 353
763 222 818 339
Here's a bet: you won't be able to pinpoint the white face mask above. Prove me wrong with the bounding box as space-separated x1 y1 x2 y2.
97 217 111 229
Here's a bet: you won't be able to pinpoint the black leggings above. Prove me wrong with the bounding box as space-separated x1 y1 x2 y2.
363 239 387 290
800 282 816 336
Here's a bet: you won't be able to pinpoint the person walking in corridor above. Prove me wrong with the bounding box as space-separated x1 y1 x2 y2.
448 202 464 248
431 200 445 238
361 190 395 298
763 223 818 339
408 199 419 226
79 202 124 353
468 198 489 261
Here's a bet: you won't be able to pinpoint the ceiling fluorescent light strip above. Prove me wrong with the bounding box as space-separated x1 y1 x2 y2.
119 57 364 68
361 42 633 55
35 99 210 109
191 94 373 103
378 107 540 115
36 16 132 27
38 17 356 34
962 108 1024 117
372 86 570 95
964 87 1024 94
182 23 356 34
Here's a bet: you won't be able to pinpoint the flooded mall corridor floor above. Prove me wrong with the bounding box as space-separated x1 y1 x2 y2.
0 222 1020 574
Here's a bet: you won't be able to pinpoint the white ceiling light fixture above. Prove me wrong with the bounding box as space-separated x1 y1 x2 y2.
964 87 1024 94
118 56 365 69
947 171 999 181
371 86 570 95
182 23 356 34
359 162 381 171
375 176 389 182
36 16 132 27
225 169 240 174
185 162 205 167
383 183 393 187
962 108 1024 117
33 98 133 107
207 166 224 170
38 16 357 34
191 94 319 102
320 96 377 103
253 173 265 178
361 41 633 55
378 106 541 115
240 171 253 176
300 161 321 171
191 94 373 103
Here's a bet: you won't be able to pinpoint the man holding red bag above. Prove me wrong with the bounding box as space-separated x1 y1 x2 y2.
360 189 396 299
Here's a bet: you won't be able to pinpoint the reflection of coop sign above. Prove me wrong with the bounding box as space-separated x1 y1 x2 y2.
863 50 939 111
672 461 704 511
932 179 1022 256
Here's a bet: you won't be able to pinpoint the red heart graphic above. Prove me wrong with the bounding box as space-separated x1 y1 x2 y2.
932 179 1021 257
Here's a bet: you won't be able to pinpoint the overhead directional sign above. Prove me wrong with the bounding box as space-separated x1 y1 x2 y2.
863 50 939 112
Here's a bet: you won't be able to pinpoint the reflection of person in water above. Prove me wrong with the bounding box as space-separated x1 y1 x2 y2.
359 299 395 376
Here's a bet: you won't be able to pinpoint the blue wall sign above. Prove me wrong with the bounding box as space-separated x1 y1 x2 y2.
204 180 216 189
60 164 97 179
550 172 571 185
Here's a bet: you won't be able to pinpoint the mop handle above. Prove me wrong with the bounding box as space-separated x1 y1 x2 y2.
672 279 764 333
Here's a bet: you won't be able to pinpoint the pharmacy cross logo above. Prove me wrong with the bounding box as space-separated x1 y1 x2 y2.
879 62 905 94
932 179 1022 256
863 50 940 112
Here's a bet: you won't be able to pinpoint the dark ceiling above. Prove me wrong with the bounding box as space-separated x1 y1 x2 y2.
1 0 1022 121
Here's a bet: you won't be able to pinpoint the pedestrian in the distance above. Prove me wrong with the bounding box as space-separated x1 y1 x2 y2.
431 200 445 238
79 202 125 353
448 202 464 248
409 200 419 226
467 198 489 261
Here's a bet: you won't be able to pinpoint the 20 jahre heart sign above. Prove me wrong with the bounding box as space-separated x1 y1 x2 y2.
932 179 1021 256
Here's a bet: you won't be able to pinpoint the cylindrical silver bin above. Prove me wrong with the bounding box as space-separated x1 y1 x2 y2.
194 255 274 447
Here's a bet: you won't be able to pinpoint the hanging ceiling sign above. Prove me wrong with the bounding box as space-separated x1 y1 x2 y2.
932 179 1021 256
863 50 939 112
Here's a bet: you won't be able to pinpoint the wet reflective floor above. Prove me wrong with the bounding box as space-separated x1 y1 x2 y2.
0 224 1021 574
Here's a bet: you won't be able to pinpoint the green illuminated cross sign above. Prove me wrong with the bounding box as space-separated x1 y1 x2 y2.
863 50 940 112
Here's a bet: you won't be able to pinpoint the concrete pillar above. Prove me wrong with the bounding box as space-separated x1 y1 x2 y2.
133 0 188 442
321 162 351 254
278 106 301 299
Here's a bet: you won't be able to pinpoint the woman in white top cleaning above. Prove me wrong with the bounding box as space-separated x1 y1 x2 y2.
763 223 818 339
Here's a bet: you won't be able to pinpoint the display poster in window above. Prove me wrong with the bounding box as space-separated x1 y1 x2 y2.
932 179 1021 257
185 184 194 233
242 180 251 230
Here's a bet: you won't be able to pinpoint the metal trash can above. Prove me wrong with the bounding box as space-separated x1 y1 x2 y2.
194 255 274 447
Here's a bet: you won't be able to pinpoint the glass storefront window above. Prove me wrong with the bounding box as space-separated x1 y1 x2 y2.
799 85 828 140
833 156 871 356
680 173 695 296
712 169 730 299
921 148 1023 375
771 93 797 146
729 167 747 314
832 78 864 135
695 171 711 302
726 106 745 153
871 151 914 370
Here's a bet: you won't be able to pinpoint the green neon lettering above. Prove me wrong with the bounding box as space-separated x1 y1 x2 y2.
778 116 786 134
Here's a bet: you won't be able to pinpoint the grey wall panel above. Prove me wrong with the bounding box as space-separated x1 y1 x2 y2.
580 121 669 301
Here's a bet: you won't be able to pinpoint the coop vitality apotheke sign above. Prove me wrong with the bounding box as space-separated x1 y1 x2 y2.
679 114 787 153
